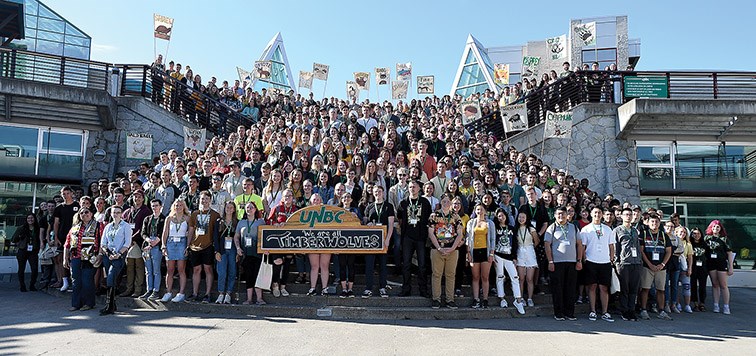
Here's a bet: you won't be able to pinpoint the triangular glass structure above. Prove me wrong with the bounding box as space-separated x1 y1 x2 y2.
253 32 295 93
450 34 498 97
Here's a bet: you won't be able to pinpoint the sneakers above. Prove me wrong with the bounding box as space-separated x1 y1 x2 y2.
280 288 289 297
723 305 731 315
684 305 693 313
320 288 329 296
139 290 153 300
601 313 615 322
657 311 673 320
340 290 348 299
202 295 210 304
160 292 173 302
223 294 232 304
306 288 318 296
471 299 481 309
639 310 650 320
500 299 508 308
347 290 355 298
171 293 186 303
672 305 681 314
527 298 534 307
60 279 69 292
272 287 281 298
446 301 458 309
432 300 441 309
379 288 388 298
566 316 578 321
513 299 525 315
361 290 373 299
148 291 160 301
575 296 584 304
215 294 225 304
664 305 671 314
554 315 566 321
621 312 630 321
455 289 464 298
482 299 489 309
713 304 720 313
589 311 598 321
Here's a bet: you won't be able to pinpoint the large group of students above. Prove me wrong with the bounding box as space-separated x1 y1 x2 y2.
11 58 736 320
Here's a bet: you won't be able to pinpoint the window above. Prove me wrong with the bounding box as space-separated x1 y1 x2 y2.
0 124 85 181
581 48 617 69
637 143 675 192
0 126 38 176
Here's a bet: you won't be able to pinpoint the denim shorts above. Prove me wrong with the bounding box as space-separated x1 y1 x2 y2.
166 238 187 261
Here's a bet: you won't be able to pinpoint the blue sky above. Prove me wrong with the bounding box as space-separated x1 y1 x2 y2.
46 0 756 99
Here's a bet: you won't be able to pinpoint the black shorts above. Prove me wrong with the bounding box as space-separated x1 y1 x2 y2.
188 247 214 267
707 258 729 272
472 248 489 263
583 261 612 286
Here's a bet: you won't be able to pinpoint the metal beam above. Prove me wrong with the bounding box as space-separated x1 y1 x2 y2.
717 116 739 141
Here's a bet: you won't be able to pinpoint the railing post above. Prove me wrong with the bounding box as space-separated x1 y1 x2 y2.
666 72 671 98
10 49 16 79
712 73 718 99
60 57 66 85
120 65 127 94
141 65 147 98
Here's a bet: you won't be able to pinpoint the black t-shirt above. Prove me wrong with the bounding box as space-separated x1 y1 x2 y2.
640 228 673 269
398 197 432 241
363 201 395 226
53 201 80 242
519 203 548 234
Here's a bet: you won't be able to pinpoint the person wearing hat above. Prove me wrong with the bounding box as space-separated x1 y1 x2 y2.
120 190 151 297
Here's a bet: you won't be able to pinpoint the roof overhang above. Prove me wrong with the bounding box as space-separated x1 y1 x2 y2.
0 0 25 45
617 98 756 142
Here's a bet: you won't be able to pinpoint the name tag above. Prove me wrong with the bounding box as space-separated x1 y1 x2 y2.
710 253 717 259
129 223 136 230
172 236 182 243
245 237 253 247
652 252 660 261
444 232 452 239
224 238 233 250
409 219 418 225
631 247 637 257
562 240 571 246
376 222 383 226
502 247 511 254
530 220 536 228
696 260 703 267
27 245 34 252
196 228 206 236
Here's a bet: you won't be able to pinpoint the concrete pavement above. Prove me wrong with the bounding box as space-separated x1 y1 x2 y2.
0 285 754 355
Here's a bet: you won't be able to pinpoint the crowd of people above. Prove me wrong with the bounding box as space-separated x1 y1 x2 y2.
11 57 737 321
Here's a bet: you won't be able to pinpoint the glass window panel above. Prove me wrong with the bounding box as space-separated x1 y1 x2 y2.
582 50 597 63
64 35 89 47
596 36 616 48
596 21 617 37
0 181 36 256
63 45 88 59
672 197 756 254
42 132 82 153
597 49 617 61
675 144 756 193
639 167 673 192
35 40 63 56
464 50 476 65
37 4 60 20
36 29 64 42
37 18 65 33
38 154 82 180
457 64 486 88
25 0 39 16
64 23 87 38
272 47 283 62
637 146 670 164
0 126 38 176
25 14 37 29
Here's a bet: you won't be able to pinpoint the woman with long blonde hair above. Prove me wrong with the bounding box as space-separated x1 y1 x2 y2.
160 199 190 303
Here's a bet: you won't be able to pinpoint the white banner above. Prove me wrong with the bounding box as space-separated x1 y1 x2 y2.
459 100 482 125
153 14 174 41
522 56 541 80
346 81 360 102
183 127 207 151
396 62 412 81
253 61 272 80
237 67 252 84
126 133 153 160
547 34 567 60
313 63 329 81
417 76 434 94
375 67 390 85
501 104 528 133
573 21 596 46
354 72 370 90
544 111 573 139
391 80 409 99
299 71 313 89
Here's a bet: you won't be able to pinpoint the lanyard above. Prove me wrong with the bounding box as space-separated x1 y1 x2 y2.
374 202 384 222
558 224 569 240
438 177 447 193
529 204 537 218
198 210 210 228
649 230 662 246
229 175 241 192
150 216 159 236
593 224 603 239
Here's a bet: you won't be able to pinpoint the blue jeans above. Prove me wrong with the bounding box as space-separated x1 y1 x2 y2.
104 255 125 288
217 252 237 292
665 264 680 306
70 258 95 308
295 254 310 274
145 247 162 292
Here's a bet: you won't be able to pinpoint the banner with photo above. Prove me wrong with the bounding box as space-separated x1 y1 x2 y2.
253 61 272 80
459 100 482 125
573 21 596 46
521 56 541 80
375 67 390 85
153 14 174 40
544 111 573 139
313 63 329 81
501 104 528 133
354 72 370 90
547 34 567 60
299 71 313 89
416 76 434 94
391 80 409 99
494 63 510 85
237 67 252 84
346 81 360 101
126 133 153 160
183 127 207 151
396 62 412 81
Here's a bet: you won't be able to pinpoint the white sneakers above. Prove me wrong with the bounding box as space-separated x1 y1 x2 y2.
60 278 69 292
160 292 173 302
723 305 731 315
223 294 232 304
272 287 281 298
513 299 526 315
527 299 534 307
500 299 508 308
280 288 290 297
171 293 186 302
215 294 225 304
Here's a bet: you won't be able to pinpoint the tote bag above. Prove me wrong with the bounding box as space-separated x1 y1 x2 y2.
610 266 621 294
255 255 273 290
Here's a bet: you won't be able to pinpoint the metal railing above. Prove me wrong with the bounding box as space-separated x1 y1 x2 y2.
0 47 111 90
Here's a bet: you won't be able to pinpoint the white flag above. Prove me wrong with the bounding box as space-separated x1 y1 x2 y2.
153 14 174 41
547 34 567 60
299 71 313 89
501 104 528 133
573 22 596 46
391 80 408 99
313 63 329 81
183 127 206 151
544 111 573 139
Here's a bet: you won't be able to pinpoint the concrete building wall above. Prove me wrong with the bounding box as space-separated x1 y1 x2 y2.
504 103 640 203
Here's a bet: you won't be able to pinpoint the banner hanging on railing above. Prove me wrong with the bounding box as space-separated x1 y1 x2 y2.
544 111 573 139
126 133 153 160
153 14 174 41
183 127 207 151
299 71 313 89
417 76 434 94
253 61 272 80
494 63 510 85
522 56 541 80
547 34 567 60
573 22 596 46
375 67 390 85
459 100 482 125
313 63 329 81
354 72 370 90
391 80 408 99
501 104 528 133
396 62 412 81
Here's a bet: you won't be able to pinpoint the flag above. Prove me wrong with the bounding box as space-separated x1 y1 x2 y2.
237 67 252 84
313 63 329 81
391 80 408 99
494 63 510 85
126 133 153 160
544 111 573 139
153 14 174 41
375 67 390 85
501 104 528 132
417 76 434 94
396 62 412 81
346 81 360 101
183 127 206 151
253 61 272 80
354 72 370 90
299 71 313 89
547 34 567 60
459 100 482 125
573 22 596 46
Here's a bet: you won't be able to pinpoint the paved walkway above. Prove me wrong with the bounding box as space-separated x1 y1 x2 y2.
1 285 754 355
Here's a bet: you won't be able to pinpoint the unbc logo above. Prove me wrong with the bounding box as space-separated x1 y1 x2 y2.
299 206 344 228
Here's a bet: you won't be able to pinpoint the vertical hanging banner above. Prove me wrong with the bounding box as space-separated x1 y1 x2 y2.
299 71 313 89
126 133 153 160
375 67 390 85
416 76 434 94
253 61 272 80
237 67 252 84
547 34 567 60
313 63 329 81
183 127 207 151
501 104 528 132
521 56 541 80
354 72 370 91
459 100 482 125
153 14 174 40
573 22 596 46
494 63 510 85
396 62 412 81
544 111 574 139
346 81 360 102
391 80 409 99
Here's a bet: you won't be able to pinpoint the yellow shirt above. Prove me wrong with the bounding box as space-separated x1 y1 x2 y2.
473 225 488 249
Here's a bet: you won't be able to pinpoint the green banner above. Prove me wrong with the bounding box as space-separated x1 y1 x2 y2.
624 76 668 98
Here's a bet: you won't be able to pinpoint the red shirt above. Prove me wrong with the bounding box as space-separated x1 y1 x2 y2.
267 204 298 225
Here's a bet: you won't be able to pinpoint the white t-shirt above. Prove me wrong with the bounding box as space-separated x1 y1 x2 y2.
580 223 615 264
